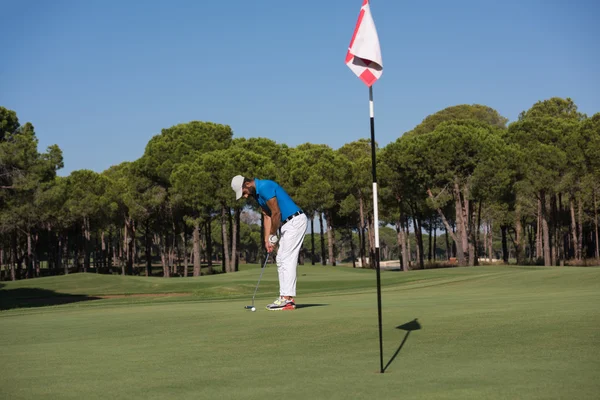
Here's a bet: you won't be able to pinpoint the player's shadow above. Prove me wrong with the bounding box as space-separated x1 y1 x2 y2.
383 318 422 372
296 304 328 309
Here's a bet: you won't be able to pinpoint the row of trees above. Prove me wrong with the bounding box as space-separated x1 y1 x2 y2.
1 97 598 280
381 98 600 267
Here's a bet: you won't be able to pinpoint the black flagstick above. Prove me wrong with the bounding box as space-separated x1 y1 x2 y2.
369 85 384 373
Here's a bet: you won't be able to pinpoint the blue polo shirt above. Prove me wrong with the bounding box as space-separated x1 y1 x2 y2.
254 179 301 223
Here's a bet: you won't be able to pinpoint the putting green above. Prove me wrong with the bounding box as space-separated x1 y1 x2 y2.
1 265 599 399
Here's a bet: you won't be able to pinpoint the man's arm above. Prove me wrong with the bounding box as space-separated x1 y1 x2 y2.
265 197 281 235
262 208 272 245
263 197 281 252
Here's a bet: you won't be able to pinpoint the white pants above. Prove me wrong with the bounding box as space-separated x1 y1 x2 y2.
276 213 308 297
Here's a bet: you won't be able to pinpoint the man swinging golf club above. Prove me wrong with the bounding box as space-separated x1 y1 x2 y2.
231 175 308 311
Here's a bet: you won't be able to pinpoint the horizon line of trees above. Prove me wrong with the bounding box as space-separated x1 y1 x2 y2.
1 96 599 281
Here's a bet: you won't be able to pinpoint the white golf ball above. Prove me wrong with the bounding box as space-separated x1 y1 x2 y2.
251 307 256 312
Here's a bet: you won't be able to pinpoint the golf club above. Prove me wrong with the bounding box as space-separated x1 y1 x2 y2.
244 252 271 311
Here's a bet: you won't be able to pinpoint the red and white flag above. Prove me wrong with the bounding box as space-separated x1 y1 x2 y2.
345 0 383 87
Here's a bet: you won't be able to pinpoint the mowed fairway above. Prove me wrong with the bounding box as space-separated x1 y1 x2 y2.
1 265 599 400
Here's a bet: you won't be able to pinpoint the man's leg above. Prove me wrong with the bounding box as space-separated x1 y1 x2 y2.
278 213 308 297
267 214 308 310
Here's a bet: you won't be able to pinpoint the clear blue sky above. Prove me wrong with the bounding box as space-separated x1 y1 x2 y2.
2 0 599 176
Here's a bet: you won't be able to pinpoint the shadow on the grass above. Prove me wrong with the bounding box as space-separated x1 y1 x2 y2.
383 318 422 372
0 288 101 311
296 304 328 309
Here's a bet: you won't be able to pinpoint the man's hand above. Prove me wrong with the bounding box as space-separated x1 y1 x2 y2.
265 238 275 253
265 235 278 252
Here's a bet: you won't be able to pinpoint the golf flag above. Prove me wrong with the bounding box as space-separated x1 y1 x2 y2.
345 0 383 87
346 0 385 374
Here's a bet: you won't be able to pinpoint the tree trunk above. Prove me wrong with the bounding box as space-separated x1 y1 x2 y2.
63 234 69 275
221 205 231 273
488 221 493 262
122 221 127 275
358 224 364 267
230 208 239 272
468 200 476 266
403 216 410 269
433 222 437 261
11 230 17 281
180 230 188 277
412 214 425 269
326 210 336 266
206 220 213 274
107 230 113 272
444 222 450 260
193 221 201 276
319 212 326 265
113 239 119 272
594 190 600 259
100 231 106 273
551 194 559 266
367 215 376 268
540 192 551 266
145 222 152 276
350 229 356 268
228 207 233 270
427 218 433 262
484 221 488 261
396 217 407 271
235 208 241 271
162 234 170 278
74 233 81 273
395 220 402 270
406 218 412 267
577 196 583 262
171 222 177 276
56 233 62 276
310 215 316 265
359 195 367 268
475 200 482 266
153 233 170 278
125 218 135 275
26 230 33 278
92 234 97 273
515 204 524 265
32 233 40 277
144 221 152 276
570 196 579 260
536 197 543 260
427 188 464 265
454 181 469 264
501 225 509 263
83 216 91 273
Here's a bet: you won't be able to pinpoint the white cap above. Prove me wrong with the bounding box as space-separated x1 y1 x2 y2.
231 175 245 200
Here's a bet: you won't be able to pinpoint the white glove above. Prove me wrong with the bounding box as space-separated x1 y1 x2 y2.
268 234 279 244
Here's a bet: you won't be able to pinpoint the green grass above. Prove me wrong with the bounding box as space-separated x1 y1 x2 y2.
1 265 599 400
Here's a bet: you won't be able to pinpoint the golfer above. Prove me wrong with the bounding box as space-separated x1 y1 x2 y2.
231 175 308 311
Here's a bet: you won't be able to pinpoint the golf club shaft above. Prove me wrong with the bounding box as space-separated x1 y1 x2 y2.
251 252 270 307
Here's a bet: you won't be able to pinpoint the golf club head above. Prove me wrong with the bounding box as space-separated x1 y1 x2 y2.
244 305 253 309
